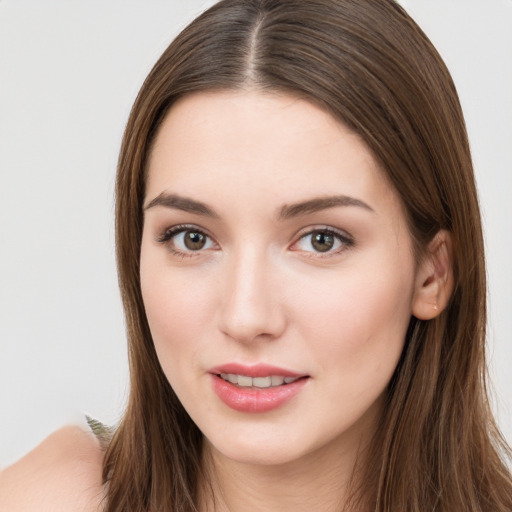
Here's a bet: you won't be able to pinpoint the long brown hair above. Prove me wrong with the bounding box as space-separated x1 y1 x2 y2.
104 0 512 510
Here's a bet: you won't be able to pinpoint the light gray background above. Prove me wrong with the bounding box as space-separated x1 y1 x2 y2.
1 0 511 468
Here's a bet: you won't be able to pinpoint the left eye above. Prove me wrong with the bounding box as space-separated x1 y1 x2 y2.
295 230 348 253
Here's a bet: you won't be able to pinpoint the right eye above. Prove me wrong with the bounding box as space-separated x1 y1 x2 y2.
158 225 216 255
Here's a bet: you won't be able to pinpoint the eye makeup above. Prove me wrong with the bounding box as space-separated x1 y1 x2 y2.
291 226 354 257
156 222 355 261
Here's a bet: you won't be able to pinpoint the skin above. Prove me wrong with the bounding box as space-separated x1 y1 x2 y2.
140 90 448 512
0 426 104 511
0 90 452 511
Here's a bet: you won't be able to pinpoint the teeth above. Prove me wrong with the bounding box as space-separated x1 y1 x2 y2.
219 373 301 388
271 375 285 386
252 376 272 388
237 375 253 387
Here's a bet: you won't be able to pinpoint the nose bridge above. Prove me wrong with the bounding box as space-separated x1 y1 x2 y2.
218 243 284 343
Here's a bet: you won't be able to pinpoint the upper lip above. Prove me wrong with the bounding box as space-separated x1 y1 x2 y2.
209 363 306 378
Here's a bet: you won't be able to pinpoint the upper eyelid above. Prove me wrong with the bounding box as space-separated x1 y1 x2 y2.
157 225 218 257
290 226 355 254
158 223 351 235
293 225 353 241
157 224 213 241
156 223 353 248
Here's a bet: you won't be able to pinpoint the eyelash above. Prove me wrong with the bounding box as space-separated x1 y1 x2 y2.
157 224 215 259
156 224 354 259
292 227 354 258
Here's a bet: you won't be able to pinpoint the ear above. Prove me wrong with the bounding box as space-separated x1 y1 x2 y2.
412 230 454 320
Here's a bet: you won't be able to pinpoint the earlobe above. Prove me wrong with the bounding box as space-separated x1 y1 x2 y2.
412 230 454 320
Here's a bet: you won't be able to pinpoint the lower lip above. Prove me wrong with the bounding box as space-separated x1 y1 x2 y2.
210 374 308 413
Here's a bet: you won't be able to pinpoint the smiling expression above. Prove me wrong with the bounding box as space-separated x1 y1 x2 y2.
140 91 419 466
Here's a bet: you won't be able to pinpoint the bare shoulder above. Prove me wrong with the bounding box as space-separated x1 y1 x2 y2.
0 425 105 512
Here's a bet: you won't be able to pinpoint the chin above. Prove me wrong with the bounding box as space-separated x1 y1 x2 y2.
205 435 308 467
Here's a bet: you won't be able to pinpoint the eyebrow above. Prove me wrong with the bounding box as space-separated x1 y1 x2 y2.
144 192 220 218
143 192 374 219
278 195 375 219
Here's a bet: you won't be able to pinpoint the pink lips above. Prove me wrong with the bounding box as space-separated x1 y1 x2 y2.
209 363 309 413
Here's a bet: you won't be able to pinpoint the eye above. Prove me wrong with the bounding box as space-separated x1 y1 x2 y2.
293 228 353 255
158 225 216 254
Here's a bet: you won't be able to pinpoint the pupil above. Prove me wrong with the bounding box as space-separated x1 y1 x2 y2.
184 232 206 250
312 232 334 252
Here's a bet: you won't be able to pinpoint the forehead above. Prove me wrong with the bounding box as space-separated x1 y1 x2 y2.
145 90 398 214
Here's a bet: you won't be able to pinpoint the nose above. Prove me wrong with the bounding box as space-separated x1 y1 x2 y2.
217 248 286 344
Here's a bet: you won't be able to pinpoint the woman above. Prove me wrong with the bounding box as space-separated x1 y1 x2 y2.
1 0 511 510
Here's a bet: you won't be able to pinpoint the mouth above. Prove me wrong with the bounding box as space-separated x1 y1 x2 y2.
209 364 309 413
216 373 303 388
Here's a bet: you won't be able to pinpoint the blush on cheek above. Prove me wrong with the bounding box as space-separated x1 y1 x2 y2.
308 273 410 367
142 273 215 359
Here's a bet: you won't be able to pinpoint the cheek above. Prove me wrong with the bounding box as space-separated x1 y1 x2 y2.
139 250 216 374
142 276 205 338
292 253 415 379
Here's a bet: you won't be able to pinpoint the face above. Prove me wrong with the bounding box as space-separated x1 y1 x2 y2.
140 91 419 467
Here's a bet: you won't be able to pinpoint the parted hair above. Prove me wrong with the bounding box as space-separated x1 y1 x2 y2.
104 0 512 510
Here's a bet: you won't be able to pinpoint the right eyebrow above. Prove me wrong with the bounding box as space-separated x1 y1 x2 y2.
143 192 220 218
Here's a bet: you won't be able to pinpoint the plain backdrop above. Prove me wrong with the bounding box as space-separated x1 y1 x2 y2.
1 0 511 468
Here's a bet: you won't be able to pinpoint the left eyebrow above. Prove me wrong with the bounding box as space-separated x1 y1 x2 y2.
143 192 374 219
278 195 375 220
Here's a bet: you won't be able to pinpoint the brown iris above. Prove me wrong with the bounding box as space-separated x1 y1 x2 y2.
184 231 207 250
311 231 335 252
